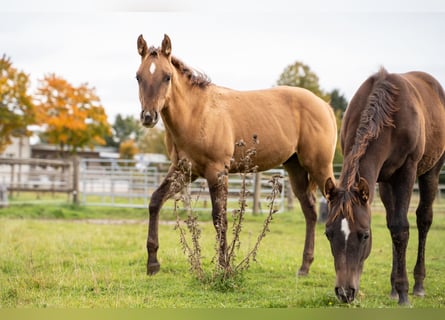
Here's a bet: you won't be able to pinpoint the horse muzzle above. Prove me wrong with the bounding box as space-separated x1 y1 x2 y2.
141 110 159 128
335 286 357 303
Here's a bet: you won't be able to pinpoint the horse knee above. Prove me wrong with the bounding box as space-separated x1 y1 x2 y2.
415 211 432 230
390 228 409 247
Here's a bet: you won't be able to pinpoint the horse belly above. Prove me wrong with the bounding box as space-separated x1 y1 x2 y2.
229 140 295 173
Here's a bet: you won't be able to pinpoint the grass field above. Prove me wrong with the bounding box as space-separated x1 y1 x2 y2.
0 203 444 308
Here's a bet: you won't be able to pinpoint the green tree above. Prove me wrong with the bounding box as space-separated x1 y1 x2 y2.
137 126 166 156
328 89 348 165
35 74 111 155
329 89 348 115
276 61 329 101
0 55 36 153
106 114 142 148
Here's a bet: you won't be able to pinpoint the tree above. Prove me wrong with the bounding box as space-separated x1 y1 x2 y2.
137 126 167 156
276 61 329 101
329 89 348 115
327 89 349 165
0 55 36 153
105 114 142 148
119 139 138 163
35 74 111 155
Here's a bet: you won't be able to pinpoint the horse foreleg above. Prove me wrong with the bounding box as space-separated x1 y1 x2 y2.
208 174 229 269
386 163 417 305
146 166 188 275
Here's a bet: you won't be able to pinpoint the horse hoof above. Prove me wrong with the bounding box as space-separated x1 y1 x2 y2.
297 268 309 277
390 289 398 300
147 262 160 275
413 288 425 297
398 294 410 306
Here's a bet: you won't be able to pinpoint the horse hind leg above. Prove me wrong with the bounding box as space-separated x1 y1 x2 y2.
413 153 445 296
283 154 317 276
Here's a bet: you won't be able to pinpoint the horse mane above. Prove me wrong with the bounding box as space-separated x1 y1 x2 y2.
147 46 211 88
342 67 400 191
171 56 212 88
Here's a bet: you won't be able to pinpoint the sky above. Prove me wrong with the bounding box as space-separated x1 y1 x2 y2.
1 1 445 122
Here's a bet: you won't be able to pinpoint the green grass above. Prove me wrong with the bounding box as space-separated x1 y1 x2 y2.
0 204 444 308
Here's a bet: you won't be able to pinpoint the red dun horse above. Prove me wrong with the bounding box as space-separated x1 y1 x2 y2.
136 34 337 276
324 68 445 305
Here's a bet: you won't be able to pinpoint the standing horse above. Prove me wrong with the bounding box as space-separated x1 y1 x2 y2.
136 34 337 276
324 68 445 305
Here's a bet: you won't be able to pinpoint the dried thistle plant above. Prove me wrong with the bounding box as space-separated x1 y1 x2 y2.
213 135 282 286
235 173 283 271
172 159 205 281
172 135 283 291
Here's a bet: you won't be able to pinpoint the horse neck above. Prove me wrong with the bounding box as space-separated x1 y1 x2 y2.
339 152 381 201
161 77 209 136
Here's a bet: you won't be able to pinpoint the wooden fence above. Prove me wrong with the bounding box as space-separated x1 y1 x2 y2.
0 157 79 204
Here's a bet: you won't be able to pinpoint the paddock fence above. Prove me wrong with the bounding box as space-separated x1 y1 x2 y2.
1 157 445 214
78 158 286 214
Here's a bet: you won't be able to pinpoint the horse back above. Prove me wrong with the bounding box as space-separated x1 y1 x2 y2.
341 68 445 179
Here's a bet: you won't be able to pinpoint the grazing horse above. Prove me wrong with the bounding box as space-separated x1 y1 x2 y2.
136 34 337 276
324 68 445 305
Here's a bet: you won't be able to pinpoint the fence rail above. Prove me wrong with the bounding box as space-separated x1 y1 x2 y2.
0 158 75 192
2 157 445 214
78 158 285 213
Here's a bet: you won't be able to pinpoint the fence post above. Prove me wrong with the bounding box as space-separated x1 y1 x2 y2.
72 156 80 205
252 172 262 215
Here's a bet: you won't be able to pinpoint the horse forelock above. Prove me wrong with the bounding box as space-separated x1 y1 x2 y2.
343 67 400 190
148 46 158 57
328 189 360 223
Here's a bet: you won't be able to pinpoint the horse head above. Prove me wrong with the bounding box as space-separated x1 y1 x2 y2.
324 177 372 303
136 34 173 128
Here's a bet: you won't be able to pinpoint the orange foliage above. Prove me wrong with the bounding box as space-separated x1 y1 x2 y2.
35 74 111 154
119 139 138 160
0 55 36 153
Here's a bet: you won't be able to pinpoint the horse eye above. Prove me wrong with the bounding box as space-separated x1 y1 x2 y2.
136 74 141 82
360 231 370 241
164 74 171 82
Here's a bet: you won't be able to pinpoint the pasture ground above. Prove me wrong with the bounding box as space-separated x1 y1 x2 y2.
0 203 444 309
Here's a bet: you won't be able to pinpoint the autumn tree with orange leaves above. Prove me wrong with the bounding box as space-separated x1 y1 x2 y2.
0 55 36 153
35 74 111 155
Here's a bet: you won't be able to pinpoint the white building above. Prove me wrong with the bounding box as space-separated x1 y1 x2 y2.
0 136 31 159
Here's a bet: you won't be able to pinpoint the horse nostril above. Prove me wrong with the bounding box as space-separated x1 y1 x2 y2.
140 111 151 123
140 110 159 128
335 287 356 303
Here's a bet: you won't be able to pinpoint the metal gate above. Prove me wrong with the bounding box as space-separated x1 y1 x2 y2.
79 158 285 213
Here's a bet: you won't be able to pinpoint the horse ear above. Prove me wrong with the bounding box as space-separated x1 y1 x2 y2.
324 177 337 201
161 34 172 57
137 34 148 58
358 177 370 203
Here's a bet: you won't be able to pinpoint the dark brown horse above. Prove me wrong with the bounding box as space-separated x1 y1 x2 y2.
324 67 445 305
136 34 337 276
